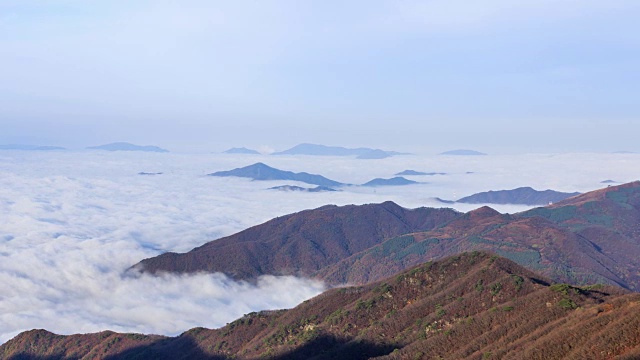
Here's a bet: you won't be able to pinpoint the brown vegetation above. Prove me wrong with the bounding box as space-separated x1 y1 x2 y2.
3 252 640 360
133 202 460 279
136 181 640 290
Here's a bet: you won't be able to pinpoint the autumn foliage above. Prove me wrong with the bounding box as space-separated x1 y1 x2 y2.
3 252 640 360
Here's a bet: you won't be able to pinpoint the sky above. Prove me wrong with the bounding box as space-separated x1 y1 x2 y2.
1 1 639 153
2 150 639 343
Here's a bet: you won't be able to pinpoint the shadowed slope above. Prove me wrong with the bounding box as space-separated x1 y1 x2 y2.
133 202 461 279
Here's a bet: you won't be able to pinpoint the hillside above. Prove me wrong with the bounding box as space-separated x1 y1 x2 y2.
4 253 640 360
133 202 460 279
320 182 640 289
208 163 345 187
135 182 640 290
454 187 581 205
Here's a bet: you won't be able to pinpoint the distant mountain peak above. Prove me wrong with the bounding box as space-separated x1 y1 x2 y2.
395 169 446 176
251 162 270 168
223 147 261 154
361 177 419 187
0 144 66 151
454 187 581 206
268 185 338 192
208 162 345 187
87 142 169 152
467 205 502 219
272 143 407 157
439 149 487 156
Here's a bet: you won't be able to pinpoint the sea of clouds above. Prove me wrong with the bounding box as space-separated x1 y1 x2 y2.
1 150 639 343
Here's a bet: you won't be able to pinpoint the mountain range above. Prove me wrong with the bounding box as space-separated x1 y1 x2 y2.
271 143 407 159
87 142 169 152
361 177 419 187
208 163 424 188
223 147 261 155
452 187 581 206
208 163 345 187
132 202 460 280
5 182 640 358
0 144 66 151
4 253 640 359
135 181 640 291
439 149 487 156
395 170 446 176
268 185 338 192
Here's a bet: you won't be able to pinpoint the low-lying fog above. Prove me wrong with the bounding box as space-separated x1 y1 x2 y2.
1 150 638 343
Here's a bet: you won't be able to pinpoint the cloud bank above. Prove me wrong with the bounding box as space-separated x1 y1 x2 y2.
1 150 639 343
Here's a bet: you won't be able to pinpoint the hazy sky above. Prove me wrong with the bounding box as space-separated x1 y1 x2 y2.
1 1 639 153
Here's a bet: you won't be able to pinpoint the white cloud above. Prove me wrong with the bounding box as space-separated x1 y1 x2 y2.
1 150 639 344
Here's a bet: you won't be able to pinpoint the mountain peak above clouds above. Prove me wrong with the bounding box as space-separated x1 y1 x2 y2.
87 142 169 152
0 144 66 151
134 181 640 291
223 147 261 154
454 187 581 206
208 162 346 187
271 143 408 158
439 149 487 155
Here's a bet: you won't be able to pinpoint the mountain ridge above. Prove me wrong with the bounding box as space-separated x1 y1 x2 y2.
134 182 640 290
132 202 461 280
272 143 407 158
268 185 338 192
4 253 640 360
453 187 581 205
0 144 66 151
223 147 261 155
361 177 419 187
208 162 345 187
321 181 640 289
395 170 446 176
439 149 487 156
87 142 169 152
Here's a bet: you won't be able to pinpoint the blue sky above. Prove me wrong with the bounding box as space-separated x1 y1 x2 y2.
1 1 639 153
